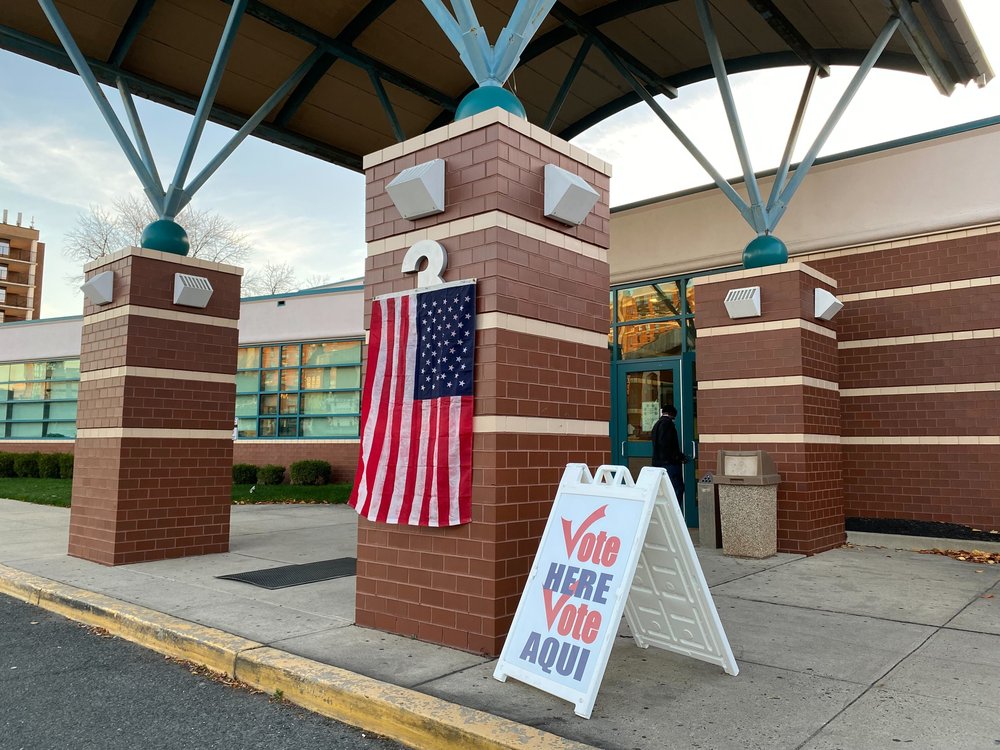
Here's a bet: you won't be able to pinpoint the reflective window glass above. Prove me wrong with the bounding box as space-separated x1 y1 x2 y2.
235 395 257 417
261 346 280 369
237 348 260 369
260 370 279 392
279 394 298 414
301 416 359 437
281 345 300 367
235 372 258 393
617 283 682 323
301 391 360 415
278 418 298 437
617 321 683 359
303 341 361 366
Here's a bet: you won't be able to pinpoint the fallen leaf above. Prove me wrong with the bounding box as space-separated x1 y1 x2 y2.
918 548 1000 565
982 594 995 599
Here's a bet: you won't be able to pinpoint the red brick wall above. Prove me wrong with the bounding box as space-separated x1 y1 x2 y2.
234 442 359 482
0 443 73 455
808 230 1000 529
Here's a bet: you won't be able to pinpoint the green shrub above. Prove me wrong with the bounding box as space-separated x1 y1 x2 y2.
58 453 74 480
233 463 258 484
290 460 332 486
13 453 40 478
38 453 61 479
0 452 15 478
257 464 285 485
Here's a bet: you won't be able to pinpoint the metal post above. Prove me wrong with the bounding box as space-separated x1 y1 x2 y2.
770 16 901 228
493 0 558 83
602 45 754 227
543 38 592 130
36 0 161 203
163 0 248 218
695 0 767 232
766 65 818 216
117 79 164 198
422 0 491 83
368 70 406 142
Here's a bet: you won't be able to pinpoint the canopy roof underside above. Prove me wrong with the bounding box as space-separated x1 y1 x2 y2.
0 0 993 171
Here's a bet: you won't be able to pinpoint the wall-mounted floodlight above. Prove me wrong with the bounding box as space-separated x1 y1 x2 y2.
173 273 214 308
386 158 446 220
723 286 761 319
543 164 599 226
814 288 844 321
80 271 114 306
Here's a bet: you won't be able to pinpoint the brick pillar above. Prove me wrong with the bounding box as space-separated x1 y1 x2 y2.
357 109 612 655
696 263 845 555
68 247 242 566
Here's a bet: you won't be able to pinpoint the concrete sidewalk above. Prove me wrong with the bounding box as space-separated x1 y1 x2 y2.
2 498 999 750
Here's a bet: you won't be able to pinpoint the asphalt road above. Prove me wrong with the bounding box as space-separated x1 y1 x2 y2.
0 594 405 750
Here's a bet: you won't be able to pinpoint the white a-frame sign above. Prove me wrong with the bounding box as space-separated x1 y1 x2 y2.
494 464 737 719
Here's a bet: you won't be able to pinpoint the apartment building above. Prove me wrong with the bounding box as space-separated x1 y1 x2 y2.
0 211 44 324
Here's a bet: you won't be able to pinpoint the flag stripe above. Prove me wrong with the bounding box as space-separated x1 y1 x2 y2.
374 295 410 524
350 298 384 516
360 297 395 519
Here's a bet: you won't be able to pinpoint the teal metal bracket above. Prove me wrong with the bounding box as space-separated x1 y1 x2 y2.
421 0 557 118
35 0 322 254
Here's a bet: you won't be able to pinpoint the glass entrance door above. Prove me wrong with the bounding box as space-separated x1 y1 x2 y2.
613 359 696 522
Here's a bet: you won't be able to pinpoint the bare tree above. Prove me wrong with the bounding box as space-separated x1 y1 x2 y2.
242 261 298 296
64 195 252 266
301 273 331 289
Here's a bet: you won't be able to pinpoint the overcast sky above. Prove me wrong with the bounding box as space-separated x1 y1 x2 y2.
0 0 997 319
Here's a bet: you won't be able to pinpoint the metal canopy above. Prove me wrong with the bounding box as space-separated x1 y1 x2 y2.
0 1 992 173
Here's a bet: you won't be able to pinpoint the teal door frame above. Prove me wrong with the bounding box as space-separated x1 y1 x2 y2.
611 353 698 523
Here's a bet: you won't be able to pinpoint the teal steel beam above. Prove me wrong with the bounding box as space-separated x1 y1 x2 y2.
368 70 406 142
180 47 326 208
885 0 955 95
164 0 248 218
493 0 558 83
108 0 157 67
766 65 817 213
695 0 767 232
770 16 901 228
116 78 164 197
551 3 678 99
543 38 592 130
35 0 163 209
601 44 754 226
745 0 829 77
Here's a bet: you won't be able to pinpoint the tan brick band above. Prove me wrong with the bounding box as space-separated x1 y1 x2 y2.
700 376 839 391
700 318 836 339
472 416 608 436
366 210 608 263
839 275 1000 302
799 223 1000 263
477 312 609 348
77 428 234 439
80 366 236 384
841 382 1000 396
700 433 841 444
84 246 244 275
702 434 1000 445
707 261 837 288
84 304 240 329
840 327 1000 349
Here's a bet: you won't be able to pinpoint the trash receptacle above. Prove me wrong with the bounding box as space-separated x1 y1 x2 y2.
715 450 780 559
696 474 722 549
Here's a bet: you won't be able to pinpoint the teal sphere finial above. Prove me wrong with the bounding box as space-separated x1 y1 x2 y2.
141 219 190 256
455 84 527 121
743 234 788 268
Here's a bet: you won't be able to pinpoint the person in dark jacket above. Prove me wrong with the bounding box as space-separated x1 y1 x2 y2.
651 403 685 506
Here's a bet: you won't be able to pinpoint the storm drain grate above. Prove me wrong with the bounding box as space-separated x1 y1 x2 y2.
217 557 356 589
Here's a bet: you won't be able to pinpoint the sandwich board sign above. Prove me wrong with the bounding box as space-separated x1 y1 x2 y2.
493 464 737 719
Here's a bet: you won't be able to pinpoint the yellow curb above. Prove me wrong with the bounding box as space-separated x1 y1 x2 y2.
236 647 594 750
0 564 595 750
0 564 261 676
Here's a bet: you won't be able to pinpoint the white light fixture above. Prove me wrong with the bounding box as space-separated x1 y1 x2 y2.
386 158 446 220
173 273 214 308
80 271 114 306
543 164 599 226
723 286 761 319
814 288 844 321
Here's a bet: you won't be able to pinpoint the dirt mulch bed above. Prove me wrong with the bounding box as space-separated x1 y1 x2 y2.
847 517 1000 543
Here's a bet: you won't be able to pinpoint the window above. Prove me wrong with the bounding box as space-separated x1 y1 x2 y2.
0 289 6 304
610 277 697 361
235 340 362 439
0 359 80 439
0 241 9 257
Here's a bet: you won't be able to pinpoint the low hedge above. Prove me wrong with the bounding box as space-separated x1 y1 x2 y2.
0 453 15 478
13 453 40 478
38 453 62 479
257 464 285 485
58 453 74 480
232 463 258 485
290 460 332 486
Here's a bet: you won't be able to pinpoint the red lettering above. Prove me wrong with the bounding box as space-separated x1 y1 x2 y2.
581 610 602 644
601 536 621 567
561 505 607 558
542 588 571 630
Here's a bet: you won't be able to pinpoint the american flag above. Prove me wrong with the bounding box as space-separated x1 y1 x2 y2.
349 281 476 526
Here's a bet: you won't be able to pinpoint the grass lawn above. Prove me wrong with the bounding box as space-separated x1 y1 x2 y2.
0 478 351 508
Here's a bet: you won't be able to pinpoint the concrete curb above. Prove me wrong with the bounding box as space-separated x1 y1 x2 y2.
0 564 593 750
848 531 1000 554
